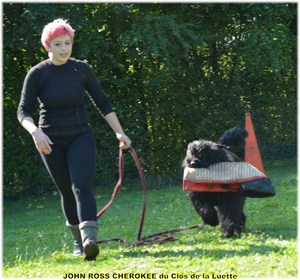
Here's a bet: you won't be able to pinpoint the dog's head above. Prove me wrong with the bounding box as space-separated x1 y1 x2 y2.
183 140 228 168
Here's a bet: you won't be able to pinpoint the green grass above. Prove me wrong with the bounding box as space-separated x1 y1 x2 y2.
2 157 297 278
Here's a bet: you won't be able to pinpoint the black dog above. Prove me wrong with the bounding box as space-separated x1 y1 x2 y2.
183 127 248 238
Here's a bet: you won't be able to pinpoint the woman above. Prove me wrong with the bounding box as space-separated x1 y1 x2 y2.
17 19 132 261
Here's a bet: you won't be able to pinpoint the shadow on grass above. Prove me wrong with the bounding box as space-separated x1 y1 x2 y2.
94 242 289 262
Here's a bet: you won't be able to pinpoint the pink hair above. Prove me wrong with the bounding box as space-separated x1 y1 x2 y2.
41 19 75 50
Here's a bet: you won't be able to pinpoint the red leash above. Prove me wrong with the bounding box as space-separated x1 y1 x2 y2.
96 146 204 252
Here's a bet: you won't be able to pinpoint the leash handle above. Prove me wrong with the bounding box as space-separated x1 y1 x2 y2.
96 146 146 241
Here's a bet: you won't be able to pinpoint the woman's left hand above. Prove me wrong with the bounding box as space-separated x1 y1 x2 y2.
116 133 132 149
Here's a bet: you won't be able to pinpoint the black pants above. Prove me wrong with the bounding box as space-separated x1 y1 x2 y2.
41 130 97 225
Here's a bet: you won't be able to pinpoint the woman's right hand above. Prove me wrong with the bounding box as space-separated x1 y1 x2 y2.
31 129 53 155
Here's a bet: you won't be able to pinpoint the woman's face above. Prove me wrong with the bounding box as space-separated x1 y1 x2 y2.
49 34 72 65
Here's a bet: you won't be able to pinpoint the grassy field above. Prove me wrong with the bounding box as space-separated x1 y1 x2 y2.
2 157 298 279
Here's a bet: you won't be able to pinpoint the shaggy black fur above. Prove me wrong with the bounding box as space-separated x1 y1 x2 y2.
183 127 248 238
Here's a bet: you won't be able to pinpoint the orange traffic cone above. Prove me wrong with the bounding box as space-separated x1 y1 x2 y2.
245 112 266 175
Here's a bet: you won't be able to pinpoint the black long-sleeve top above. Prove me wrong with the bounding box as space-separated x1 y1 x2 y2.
17 58 114 136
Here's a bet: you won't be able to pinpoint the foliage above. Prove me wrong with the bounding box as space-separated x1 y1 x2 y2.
3 3 297 197
2 158 298 277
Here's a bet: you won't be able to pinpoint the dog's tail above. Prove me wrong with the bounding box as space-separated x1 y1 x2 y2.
218 127 248 149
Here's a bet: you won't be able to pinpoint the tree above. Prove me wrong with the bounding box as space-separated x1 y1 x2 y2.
3 3 297 198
